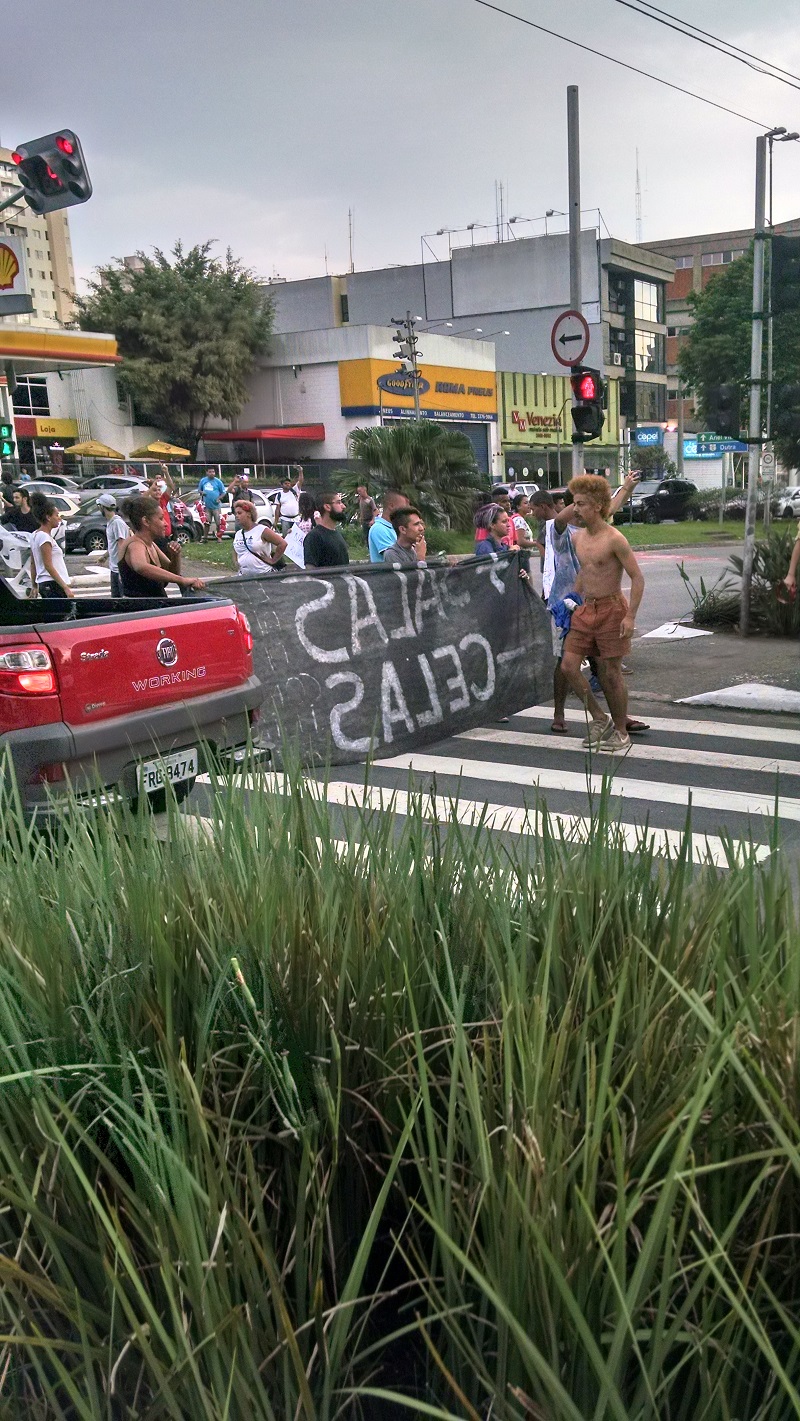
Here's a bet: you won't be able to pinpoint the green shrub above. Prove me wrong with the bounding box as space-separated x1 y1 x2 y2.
681 525 800 633
0 774 798 1417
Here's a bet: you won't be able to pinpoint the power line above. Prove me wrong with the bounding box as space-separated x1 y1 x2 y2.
631 0 800 89
470 0 775 128
610 0 800 94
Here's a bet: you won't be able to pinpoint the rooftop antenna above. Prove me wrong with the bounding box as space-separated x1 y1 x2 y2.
635 148 643 242
348 208 355 274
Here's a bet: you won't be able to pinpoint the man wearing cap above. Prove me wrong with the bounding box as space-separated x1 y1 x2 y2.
96 494 130 598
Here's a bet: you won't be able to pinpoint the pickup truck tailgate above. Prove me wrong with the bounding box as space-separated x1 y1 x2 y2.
35 602 251 726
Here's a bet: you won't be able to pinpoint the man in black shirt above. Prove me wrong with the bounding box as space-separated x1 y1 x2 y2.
304 491 350 569
2 487 37 534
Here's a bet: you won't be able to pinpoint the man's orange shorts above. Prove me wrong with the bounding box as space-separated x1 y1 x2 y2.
563 593 631 660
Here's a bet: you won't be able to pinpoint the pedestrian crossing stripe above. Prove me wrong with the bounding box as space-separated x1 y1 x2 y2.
372 753 800 823
194 774 770 867
515 705 800 748
457 727 800 779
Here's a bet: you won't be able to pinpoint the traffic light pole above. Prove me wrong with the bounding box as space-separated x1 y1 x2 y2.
567 86 584 476
740 135 767 638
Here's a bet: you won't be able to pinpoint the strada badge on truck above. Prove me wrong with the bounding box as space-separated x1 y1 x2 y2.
156 637 178 668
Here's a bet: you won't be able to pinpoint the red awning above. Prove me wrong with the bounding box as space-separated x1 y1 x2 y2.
203 424 325 442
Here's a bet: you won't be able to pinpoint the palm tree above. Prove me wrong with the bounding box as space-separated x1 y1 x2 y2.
346 421 485 530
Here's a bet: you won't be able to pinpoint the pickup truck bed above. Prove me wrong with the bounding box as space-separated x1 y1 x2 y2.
0 592 261 814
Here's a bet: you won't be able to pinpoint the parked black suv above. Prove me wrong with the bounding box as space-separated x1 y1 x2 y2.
615 478 698 524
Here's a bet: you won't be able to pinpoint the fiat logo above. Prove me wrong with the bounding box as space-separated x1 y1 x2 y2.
156 637 178 667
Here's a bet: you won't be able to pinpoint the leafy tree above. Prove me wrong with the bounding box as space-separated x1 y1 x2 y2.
630 445 677 479
678 245 800 469
346 420 485 530
76 242 273 455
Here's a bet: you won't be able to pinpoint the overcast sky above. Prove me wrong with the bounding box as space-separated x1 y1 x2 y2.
5 0 800 288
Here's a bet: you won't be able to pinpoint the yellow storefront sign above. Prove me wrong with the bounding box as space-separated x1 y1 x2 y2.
498 371 619 447
340 359 497 423
33 418 79 439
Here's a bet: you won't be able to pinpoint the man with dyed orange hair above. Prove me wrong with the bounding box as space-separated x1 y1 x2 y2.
559 474 644 754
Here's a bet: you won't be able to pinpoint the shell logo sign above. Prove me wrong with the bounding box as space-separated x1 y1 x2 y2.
0 243 20 292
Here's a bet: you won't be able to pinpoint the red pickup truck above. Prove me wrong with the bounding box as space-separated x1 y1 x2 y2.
0 588 261 816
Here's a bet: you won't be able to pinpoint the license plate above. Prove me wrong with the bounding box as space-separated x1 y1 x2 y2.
137 748 198 795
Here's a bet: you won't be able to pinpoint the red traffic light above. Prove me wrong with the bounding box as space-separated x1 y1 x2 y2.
56 135 75 155
11 152 21 165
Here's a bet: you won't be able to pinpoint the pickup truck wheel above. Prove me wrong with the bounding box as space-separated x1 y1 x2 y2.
84 530 108 553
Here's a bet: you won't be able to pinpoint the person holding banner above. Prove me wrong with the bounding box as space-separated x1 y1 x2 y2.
232 501 287 575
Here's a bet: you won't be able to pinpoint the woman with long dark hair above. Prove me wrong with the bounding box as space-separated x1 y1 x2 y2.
29 494 74 600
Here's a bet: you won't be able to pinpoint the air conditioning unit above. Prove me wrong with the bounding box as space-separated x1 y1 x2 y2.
612 352 623 366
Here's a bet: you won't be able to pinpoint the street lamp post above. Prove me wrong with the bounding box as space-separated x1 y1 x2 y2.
741 128 796 634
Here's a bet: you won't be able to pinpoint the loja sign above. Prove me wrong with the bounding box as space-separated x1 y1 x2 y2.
214 556 553 764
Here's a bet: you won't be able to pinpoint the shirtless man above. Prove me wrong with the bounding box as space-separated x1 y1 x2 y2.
559 474 644 754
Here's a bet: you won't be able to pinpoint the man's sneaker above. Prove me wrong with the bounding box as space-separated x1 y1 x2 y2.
597 727 632 755
583 714 613 747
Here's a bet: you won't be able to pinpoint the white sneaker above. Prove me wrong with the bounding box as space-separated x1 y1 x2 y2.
582 714 613 748
597 727 632 755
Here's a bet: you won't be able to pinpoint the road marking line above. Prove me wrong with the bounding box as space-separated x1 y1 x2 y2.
193 781 767 866
515 705 800 748
372 753 800 823
456 727 800 778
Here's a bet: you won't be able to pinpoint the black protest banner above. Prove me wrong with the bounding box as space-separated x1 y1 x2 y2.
212 554 554 764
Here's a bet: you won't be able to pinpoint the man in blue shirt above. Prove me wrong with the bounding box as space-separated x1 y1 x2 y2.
198 468 227 542
368 490 409 563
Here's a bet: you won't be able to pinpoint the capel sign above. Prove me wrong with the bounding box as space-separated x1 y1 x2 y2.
377 371 431 397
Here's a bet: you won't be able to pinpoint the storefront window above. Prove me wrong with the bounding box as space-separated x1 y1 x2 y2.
12 375 50 416
634 280 660 322
634 331 665 374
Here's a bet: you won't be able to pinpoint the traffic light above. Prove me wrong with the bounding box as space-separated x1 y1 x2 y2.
570 366 605 442
771 235 800 317
773 384 800 440
0 422 15 461
11 130 92 215
705 384 741 439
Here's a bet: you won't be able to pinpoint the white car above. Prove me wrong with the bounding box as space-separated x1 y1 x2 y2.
773 485 800 519
182 486 280 539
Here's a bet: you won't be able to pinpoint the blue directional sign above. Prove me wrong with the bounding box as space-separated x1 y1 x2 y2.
696 439 748 455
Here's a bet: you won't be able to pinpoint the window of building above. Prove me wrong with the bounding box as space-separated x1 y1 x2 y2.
634 330 665 373
701 251 742 267
39 270 46 279
634 279 659 322
12 374 50 417
635 383 666 422
667 326 676 336
608 271 629 315
340 293 349 323
668 389 679 401
673 255 694 269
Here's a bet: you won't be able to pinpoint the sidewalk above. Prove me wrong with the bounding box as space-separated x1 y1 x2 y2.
629 628 800 712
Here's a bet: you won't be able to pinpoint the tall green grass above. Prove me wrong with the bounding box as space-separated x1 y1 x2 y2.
0 772 798 1418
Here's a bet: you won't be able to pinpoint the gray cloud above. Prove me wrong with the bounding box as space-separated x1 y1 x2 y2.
5 0 800 287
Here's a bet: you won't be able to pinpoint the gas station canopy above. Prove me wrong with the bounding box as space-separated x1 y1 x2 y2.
0 326 119 376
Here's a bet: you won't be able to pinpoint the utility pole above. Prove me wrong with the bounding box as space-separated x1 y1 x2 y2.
676 380 685 476
567 85 584 476
391 312 422 421
740 135 767 637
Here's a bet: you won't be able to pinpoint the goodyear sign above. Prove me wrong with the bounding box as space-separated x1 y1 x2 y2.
340 360 497 422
